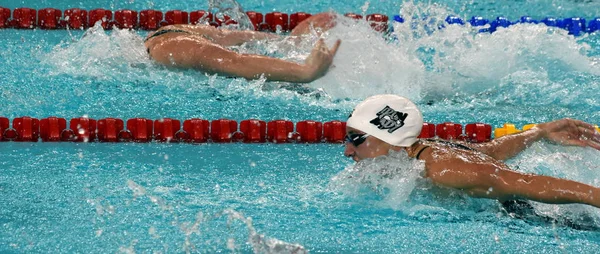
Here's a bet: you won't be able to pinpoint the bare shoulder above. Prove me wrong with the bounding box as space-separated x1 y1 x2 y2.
419 145 501 177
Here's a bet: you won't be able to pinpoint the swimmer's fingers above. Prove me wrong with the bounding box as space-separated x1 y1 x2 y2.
309 39 323 54
329 39 341 55
559 123 600 150
575 120 600 140
560 118 600 142
571 119 597 132
315 39 325 50
556 138 594 151
543 119 600 151
577 125 600 150
588 140 600 151
569 137 600 150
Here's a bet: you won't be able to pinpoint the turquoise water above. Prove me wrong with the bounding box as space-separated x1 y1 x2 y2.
1 0 600 253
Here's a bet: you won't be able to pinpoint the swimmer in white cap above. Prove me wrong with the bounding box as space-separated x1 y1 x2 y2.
344 94 600 209
145 12 340 83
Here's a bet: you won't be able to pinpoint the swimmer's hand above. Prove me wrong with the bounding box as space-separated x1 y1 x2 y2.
537 118 600 150
303 39 341 82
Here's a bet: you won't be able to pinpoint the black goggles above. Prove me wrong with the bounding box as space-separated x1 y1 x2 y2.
345 133 370 147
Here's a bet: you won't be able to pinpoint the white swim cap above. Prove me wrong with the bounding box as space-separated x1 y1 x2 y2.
347 94 423 147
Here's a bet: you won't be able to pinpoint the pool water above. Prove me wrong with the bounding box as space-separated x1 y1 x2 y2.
1 0 599 253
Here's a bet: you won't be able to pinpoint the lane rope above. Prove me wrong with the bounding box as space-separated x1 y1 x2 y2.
2 116 595 143
0 7 598 35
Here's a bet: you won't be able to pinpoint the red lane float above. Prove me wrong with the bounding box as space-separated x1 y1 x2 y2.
246 11 263 30
323 120 345 143
40 117 67 142
289 12 311 30
114 9 138 29
89 9 112 29
344 13 363 20
126 118 153 142
139 10 163 30
97 118 124 142
70 117 97 142
154 118 180 142
418 122 436 139
64 8 88 29
267 120 294 143
0 117 9 141
13 117 40 142
12 8 36 29
436 122 463 140
0 7 10 28
164 10 188 26
265 12 289 32
182 118 210 143
190 10 212 25
296 120 322 143
38 8 61 29
215 14 238 27
240 119 267 143
465 123 492 143
211 119 237 143
366 14 389 32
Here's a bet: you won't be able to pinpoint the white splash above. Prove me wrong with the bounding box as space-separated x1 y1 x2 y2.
42 22 151 78
329 150 425 210
310 14 426 101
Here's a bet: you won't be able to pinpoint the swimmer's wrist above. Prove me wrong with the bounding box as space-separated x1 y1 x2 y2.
298 65 317 83
528 126 547 141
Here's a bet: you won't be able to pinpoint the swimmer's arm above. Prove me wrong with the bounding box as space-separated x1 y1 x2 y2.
468 128 545 161
470 118 600 161
426 160 600 208
193 44 319 83
197 39 338 82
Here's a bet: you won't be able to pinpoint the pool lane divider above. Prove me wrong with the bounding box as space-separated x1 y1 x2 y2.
0 7 599 36
1 116 595 144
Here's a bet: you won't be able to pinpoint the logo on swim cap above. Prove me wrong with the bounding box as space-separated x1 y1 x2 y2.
369 106 407 133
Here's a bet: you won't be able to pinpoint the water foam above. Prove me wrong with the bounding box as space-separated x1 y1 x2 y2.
329 150 425 210
43 22 150 78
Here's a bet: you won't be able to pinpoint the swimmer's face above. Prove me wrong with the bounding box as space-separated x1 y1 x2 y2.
343 127 393 162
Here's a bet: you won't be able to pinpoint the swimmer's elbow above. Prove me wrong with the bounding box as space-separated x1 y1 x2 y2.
432 166 516 200
478 170 538 201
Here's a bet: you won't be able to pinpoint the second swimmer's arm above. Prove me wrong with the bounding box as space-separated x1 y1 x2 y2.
197 39 339 83
189 44 320 83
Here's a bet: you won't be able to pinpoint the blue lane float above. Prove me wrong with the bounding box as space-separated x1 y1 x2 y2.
392 14 599 36
589 18 600 33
